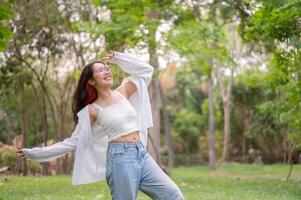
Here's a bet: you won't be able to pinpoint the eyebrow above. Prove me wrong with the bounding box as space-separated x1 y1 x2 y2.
96 66 110 70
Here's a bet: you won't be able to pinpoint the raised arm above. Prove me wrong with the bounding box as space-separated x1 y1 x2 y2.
103 51 154 98
110 51 154 85
16 123 81 162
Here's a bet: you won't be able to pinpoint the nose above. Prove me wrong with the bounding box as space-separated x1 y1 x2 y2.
104 70 111 75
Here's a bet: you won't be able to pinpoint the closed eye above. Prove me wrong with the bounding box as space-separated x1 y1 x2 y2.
96 67 110 72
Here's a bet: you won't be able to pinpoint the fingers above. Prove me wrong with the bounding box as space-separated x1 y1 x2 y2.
102 56 110 61
101 51 115 64
109 50 115 58
16 149 26 159
17 155 25 159
102 55 114 61
101 57 110 64
16 149 23 154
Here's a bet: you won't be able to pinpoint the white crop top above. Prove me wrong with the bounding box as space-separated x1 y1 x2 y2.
91 91 140 142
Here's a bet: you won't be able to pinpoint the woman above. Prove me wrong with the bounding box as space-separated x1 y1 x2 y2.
16 51 184 200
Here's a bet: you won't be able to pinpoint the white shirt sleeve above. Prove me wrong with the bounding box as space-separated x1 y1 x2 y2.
22 123 81 162
110 51 154 86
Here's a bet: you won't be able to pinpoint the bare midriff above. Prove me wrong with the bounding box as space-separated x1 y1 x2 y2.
109 131 140 143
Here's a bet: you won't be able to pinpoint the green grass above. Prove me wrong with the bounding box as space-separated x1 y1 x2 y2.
1 163 301 200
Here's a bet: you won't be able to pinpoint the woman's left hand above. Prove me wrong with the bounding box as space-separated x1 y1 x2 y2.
101 50 115 64
16 149 25 159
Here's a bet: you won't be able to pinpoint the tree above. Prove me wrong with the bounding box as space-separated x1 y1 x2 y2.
167 4 230 168
239 0 301 179
1 0 107 175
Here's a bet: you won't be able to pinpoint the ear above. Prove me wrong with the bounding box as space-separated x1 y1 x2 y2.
87 79 95 86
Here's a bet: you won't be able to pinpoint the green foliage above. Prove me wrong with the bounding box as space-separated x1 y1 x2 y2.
27 160 42 174
239 0 301 154
173 108 204 135
167 18 228 76
243 0 301 50
201 99 222 126
198 130 224 161
231 69 289 163
167 66 209 154
85 0 175 51
169 66 223 155
0 68 50 145
173 66 206 111
68 69 82 80
172 108 203 153
0 1 15 51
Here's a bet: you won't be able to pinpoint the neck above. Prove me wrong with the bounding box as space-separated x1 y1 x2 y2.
95 86 114 102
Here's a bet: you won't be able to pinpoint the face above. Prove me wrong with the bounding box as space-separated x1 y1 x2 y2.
88 62 113 88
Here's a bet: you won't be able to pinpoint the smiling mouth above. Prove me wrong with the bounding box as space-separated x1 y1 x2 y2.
104 76 112 80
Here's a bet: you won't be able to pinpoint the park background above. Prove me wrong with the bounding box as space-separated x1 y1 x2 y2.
0 0 300 199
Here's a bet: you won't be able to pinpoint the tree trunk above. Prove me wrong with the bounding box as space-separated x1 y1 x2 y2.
242 132 246 161
283 136 288 163
148 79 161 163
85 0 95 21
242 110 247 161
222 99 231 162
146 16 161 164
14 77 28 176
215 66 234 163
56 95 65 174
217 22 236 163
159 83 175 167
21 79 28 176
286 146 295 180
55 79 74 174
208 75 216 169
41 92 50 175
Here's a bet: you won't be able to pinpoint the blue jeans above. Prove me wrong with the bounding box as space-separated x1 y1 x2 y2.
106 141 184 200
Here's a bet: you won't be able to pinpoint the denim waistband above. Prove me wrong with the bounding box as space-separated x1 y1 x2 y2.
108 141 144 149
108 141 144 148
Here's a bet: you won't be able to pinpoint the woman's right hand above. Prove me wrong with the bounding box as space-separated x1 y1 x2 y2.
101 50 115 64
16 149 26 159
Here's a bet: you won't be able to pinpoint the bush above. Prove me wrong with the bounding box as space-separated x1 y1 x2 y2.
0 146 42 174
27 160 42 175
0 146 17 167
161 154 204 166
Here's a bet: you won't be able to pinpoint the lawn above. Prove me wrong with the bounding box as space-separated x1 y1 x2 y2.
1 163 300 200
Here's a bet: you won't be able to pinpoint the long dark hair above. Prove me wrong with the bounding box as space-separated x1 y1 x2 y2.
72 60 105 123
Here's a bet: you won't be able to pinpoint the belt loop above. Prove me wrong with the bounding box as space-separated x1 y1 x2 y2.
124 142 128 151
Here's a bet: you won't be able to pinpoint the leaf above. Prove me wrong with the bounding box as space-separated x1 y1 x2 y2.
0 26 12 39
0 40 8 51
0 4 14 20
